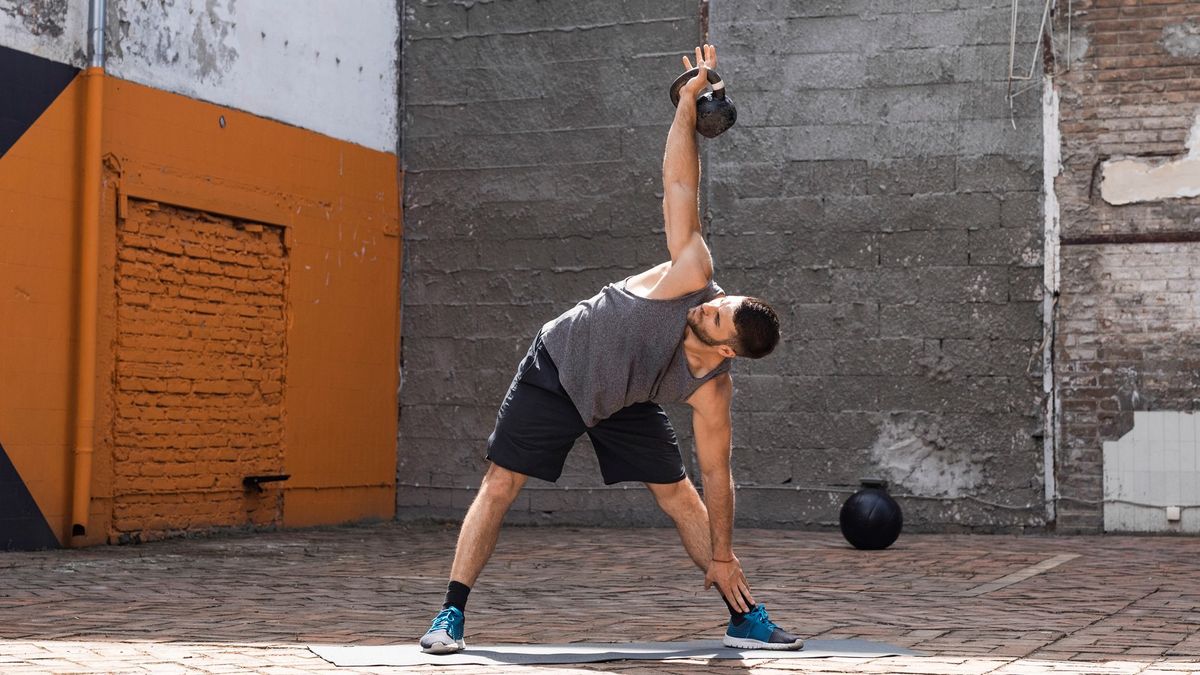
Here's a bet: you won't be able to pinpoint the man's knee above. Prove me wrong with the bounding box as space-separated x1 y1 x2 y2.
647 477 700 511
479 463 527 505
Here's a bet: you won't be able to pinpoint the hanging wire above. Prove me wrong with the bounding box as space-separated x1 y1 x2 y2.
1008 0 1054 83
1065 0 1073 71
1058 495 1200 509
1006 0 1056 129
396 482 1041 511
398 482 1200 514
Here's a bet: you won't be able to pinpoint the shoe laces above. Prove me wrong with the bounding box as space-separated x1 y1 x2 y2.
430 608 459 632
748 604 779 631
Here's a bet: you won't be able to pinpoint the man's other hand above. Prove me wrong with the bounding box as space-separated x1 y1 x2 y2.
704 555 755 613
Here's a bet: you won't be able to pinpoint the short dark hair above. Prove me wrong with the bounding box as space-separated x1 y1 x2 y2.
731 297 780 359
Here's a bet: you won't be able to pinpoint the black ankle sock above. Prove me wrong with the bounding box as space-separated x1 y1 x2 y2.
722 596 756 626
443 580 471 612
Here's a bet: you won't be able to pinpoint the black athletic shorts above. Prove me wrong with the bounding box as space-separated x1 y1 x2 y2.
485 334 686 485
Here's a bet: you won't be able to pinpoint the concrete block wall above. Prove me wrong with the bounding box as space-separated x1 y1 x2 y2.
1051 0 1200 531
398 0 699 526
398 0 1049 531
706 1 1046 530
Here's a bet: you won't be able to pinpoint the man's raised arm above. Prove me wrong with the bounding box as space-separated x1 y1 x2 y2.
661 45 718 285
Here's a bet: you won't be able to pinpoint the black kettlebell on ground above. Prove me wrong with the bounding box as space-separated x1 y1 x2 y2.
669 67 737 138
839 479 903 550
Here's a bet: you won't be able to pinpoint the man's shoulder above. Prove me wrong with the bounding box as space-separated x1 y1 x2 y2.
625 259 716 300
687 371 733 409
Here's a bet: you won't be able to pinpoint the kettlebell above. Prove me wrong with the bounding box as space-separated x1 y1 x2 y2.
668 67 737 139
839 478 903 550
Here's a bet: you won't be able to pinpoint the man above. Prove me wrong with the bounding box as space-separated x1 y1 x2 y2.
419 44 801 654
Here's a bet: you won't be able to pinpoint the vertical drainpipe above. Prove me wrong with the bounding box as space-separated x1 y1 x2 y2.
1040 75 1062 527
72 0 106 540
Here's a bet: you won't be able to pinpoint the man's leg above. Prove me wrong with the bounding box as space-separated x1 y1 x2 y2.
645 478 711 572
450 463 528 586
646 478 751 615
420 462 527 654
645 477 804 650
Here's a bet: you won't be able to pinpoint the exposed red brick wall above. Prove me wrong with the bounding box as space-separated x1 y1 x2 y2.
111 200 287 541
1053 0 1200 530
1056 0 1200 238
1056 243 1200 524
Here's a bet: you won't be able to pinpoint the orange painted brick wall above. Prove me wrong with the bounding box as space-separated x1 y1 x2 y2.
92 77 402 543
0 69 400 547
94 78 403 540
111 202 287 539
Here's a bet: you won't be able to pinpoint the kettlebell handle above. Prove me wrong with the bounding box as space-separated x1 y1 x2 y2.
669 67 726 108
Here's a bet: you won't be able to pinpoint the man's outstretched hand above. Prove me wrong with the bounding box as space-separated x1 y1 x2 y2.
705 554 755 613
679 44 718 101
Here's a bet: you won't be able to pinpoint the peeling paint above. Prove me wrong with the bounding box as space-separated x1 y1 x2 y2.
0 0 66 38
868 414 985 499
1113 366 1145 413
112 0 238 84
1067 35 1088 64
1053 25 1089 67
1100 112 1200 205
1161 20 1200 58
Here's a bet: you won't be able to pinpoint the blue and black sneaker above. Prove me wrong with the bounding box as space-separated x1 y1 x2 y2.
723 604 804 650
419 606 465 654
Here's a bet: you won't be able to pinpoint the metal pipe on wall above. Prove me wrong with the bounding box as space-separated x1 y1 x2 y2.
1040 76 1062 526
71 0 106 540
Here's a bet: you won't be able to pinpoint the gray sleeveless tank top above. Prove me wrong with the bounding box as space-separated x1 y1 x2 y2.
540 276 731 427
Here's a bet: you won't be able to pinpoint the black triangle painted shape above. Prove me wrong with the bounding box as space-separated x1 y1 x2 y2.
0 44 80 161
0 440 60 550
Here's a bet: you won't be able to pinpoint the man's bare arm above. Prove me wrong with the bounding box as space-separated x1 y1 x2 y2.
662 81 701 259
689 372 755 612
661 45 717 287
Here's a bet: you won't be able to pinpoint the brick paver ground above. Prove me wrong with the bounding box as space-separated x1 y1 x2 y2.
1 522 1198 674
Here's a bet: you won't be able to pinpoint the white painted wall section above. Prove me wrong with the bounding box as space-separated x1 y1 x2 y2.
106 0 398 152
1103 411 1200 533
1100 111 1200 205
0 1 87 65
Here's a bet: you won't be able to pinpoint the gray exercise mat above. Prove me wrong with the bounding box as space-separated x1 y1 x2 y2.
308 639 918 667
